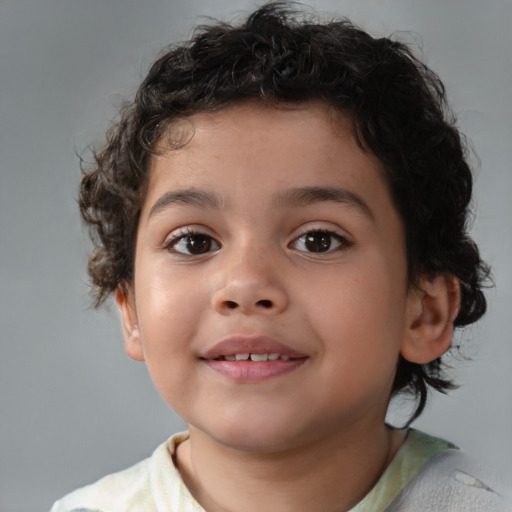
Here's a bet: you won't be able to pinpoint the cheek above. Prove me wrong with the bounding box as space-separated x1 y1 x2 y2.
302 261 408 350
135 279 203 405
135 266 207 356
310 272 406 402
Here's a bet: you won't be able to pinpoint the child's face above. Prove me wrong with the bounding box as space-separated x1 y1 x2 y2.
120 102 417 452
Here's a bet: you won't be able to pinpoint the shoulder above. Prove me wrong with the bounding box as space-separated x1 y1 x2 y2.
50 432 193 512
50 456 153 512
386 449 511 511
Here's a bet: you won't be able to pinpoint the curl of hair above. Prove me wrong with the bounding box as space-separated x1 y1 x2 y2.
80 2 491 422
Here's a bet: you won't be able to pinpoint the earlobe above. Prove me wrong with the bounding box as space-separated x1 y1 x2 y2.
115 286 145 362
401 274 460 364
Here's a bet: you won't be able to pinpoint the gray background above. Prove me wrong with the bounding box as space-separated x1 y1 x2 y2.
1 1 511 510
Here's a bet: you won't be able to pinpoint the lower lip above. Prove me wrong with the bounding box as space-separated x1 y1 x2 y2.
204 358 308 382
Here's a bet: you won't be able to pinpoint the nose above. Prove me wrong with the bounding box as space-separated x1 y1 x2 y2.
211 250 289 316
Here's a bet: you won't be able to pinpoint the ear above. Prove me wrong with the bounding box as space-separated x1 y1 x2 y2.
115 286 144 362
401 273 460 364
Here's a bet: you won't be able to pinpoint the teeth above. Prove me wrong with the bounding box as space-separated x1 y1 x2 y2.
250 353 268 361
223 353 292 361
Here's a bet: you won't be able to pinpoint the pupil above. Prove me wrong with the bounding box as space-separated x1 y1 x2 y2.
305 232 331 252
187 235 211 254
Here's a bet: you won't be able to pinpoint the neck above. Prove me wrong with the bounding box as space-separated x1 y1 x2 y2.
175 423 406 512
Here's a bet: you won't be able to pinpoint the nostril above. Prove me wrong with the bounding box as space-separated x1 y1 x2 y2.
226 301 238 309
257 299 273 308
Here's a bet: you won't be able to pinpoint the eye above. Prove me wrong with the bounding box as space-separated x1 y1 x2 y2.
166 231 220 256
291 230 349 254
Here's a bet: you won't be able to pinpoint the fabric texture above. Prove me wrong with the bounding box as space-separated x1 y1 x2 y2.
385 449 508 511
51 429 507 512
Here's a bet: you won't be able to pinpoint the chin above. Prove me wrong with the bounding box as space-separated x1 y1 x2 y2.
200 415 317 455
218 430 297 454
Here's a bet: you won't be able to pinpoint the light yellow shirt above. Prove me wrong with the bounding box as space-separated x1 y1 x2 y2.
51 429 456 512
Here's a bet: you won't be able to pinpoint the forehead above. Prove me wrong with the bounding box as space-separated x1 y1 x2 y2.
146 101 388 198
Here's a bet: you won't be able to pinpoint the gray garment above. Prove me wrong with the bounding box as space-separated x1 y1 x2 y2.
386 449 510 511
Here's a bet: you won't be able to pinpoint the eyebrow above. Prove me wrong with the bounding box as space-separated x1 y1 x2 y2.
148 189 223 218
274 186 374 220
148 185 374 221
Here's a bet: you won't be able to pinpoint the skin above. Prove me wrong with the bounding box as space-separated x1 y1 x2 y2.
117 102 459 512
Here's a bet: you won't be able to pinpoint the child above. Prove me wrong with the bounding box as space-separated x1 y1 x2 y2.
51 3 505 511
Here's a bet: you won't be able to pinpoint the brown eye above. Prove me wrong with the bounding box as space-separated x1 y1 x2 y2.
305 232 331 252
292 231 348 253
169 233 220 255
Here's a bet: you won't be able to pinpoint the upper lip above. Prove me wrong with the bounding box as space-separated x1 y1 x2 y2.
202 335 307 360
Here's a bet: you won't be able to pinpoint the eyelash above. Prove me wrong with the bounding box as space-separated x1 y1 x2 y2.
163 227 221 256
290 229 352 254
163 227 351 257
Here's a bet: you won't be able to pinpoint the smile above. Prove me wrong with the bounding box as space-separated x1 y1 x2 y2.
204 357 307 382
201 336 308 382
216 353 292 361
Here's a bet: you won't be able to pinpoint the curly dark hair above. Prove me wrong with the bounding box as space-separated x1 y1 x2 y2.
80 2 490 423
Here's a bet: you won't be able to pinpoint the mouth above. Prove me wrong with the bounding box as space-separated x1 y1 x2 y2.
202 335 306 360
201 336 308 382
210 353 295 362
